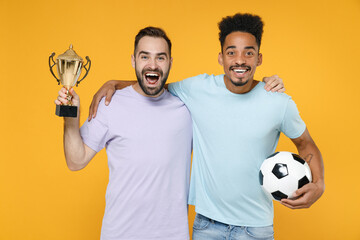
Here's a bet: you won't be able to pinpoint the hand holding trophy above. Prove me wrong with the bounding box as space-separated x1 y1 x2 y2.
49 45 91 117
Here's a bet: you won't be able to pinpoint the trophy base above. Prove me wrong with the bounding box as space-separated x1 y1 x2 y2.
56 105 77 117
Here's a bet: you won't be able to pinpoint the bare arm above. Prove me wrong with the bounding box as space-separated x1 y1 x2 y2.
88 75 285 120
56 88 97 171
281 128 325 209
88 80 134 120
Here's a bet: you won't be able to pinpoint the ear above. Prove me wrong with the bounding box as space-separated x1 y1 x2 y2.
170 57 173 69
257 53 263 66
218 52 224 66
131 54 135 68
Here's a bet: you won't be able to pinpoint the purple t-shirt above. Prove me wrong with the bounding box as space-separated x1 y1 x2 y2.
80 86 192 240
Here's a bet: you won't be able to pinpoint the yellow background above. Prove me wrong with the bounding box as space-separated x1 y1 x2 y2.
1 0 359 239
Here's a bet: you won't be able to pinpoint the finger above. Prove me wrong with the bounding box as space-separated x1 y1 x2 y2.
88 101 94 121
281 198 304 209
282 192 312 209
68 87 79 100
54 99 62 105
89 97 99 120
262 75 278 83
59 87 68 94
58 89 68 99
293 183 313 198
57 95 69 105
105 89 115 105
278 87 285 93
270 84 284 93
280 200 304 209
263 78 275 89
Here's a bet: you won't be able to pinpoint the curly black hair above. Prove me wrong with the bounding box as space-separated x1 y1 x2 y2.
218 13 264 51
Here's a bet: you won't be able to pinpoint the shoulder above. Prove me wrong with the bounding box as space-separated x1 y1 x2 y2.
112 86 133 99
96 86 134 113
170 74 221 90
183 73 219 85
257 82 291 101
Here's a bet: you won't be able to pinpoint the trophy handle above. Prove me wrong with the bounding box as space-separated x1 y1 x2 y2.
76 56 91 86
49 52 60 85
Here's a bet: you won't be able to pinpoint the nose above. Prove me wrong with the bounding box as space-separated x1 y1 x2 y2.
234 53 246 65
148 57 157 70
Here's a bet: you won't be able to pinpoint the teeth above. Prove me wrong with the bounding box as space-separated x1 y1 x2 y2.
234 69 246 73
146 73 159 77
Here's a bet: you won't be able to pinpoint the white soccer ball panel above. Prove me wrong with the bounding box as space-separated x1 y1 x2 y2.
259 151 312 201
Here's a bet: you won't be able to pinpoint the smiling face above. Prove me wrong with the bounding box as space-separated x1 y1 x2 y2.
132 36 172 97
218 31 262 93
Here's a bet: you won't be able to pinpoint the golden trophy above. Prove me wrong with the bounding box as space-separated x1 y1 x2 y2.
49 45 91 117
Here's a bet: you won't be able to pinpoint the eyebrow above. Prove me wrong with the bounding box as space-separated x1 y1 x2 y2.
138 51 168 56
244 46 256 50
225 46 236 51
225 46 256 51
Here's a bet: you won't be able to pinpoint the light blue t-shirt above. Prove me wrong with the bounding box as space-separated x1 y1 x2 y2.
80 86 193 240
169 74 306 227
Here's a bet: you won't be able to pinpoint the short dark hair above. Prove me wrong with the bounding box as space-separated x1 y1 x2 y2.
134 26 172 56
218 13 264 51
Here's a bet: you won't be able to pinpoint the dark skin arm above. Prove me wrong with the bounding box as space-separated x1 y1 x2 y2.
281 128 325 209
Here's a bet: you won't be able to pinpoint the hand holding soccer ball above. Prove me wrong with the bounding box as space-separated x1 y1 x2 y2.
259 151 312 201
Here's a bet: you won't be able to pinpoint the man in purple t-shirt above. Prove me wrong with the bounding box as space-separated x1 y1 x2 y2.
55 27 193 240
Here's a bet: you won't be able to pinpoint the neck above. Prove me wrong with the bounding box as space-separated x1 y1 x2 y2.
133 83 164 98
223 75 259 94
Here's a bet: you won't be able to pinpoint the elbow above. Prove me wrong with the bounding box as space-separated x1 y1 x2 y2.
67 165 85 171
65 158 87 171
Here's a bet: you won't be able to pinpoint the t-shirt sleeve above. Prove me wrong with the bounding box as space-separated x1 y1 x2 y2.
80 99 109 152
168 81 188 102
280 98 306 139
168 75 205 103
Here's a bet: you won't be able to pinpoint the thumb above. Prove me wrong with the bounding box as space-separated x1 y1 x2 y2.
293 184 310 197
68 87 79 99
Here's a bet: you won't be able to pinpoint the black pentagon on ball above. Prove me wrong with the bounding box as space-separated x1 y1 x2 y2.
292 153 305 164
272 163 288 179
271 191 288 201
298 176 310 189
259 170 264 185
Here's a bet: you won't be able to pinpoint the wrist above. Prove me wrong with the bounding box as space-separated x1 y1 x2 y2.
112 80 122 90
313 179 325 192
64 116 79 129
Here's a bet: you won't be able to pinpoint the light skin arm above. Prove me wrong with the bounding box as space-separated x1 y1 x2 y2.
87 75 284 120
281 128 325 209
55 88 97 171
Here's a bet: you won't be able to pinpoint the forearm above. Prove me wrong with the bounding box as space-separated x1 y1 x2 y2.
294 130 325 189
112 80 169 90
283 128 325 208
297 140 324 186
63 117 89 171
112 80 136 90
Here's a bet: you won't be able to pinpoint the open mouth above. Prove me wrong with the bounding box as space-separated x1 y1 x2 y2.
231 67 251 76
145 72 160 85
233 69 247 74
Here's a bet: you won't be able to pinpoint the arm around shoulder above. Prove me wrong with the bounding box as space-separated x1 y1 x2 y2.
88 80 136 120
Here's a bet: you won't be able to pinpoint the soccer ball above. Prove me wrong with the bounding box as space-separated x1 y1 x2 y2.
259 151 312 201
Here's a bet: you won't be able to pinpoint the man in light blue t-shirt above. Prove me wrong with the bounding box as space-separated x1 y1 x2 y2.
89 13 324 240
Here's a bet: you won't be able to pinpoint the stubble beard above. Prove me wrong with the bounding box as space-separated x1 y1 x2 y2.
135 67 169 96
230 77 249 87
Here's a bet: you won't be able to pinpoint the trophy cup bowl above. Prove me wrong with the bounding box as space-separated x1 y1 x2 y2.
49 45 91 117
